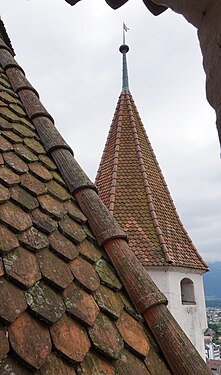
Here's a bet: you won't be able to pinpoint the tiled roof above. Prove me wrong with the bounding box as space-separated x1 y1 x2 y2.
96 90 207 270
0 27 172 375
0 24 211 375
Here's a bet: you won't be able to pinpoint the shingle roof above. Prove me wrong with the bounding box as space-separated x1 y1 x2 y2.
0 22 211 375
96 69 207 271
0 22 173 375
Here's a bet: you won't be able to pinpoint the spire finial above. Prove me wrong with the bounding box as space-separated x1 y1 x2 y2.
119 23 129 91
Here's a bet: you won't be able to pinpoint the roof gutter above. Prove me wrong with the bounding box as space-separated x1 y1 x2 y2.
0 35 211 375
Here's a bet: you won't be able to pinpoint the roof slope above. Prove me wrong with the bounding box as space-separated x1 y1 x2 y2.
0 23 212 375
0 27 173 375
96 89 207 270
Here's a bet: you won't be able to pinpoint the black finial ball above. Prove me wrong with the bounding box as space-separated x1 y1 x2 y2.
119 44 129 54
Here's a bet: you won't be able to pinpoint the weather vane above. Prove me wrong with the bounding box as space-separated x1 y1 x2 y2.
123 22 129 45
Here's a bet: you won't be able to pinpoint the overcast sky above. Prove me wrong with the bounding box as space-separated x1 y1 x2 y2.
2 0 221 263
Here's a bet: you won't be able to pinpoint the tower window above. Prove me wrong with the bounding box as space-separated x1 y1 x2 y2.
180 278 196 304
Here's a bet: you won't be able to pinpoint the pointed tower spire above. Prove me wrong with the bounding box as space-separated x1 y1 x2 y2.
96 41 207 271
96 35 208 358
120 23 129 91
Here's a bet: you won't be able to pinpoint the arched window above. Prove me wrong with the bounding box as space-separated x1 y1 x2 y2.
180 278 196 304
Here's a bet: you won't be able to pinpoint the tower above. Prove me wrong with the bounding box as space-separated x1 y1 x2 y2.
96 32 208 357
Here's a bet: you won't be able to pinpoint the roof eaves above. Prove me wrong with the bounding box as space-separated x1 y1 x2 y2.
0 34 211 375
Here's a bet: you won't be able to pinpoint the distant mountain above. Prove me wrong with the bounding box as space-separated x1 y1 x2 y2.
203 262 221 306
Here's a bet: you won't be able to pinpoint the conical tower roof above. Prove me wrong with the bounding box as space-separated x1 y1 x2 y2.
96 40 207 271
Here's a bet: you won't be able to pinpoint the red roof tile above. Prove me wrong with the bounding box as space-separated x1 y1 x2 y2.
8 311 51 369
63 283 99 326
0 21 210 375
50 313 91 363
96 90 207 270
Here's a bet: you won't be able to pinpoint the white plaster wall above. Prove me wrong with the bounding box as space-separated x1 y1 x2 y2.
146 266 207 358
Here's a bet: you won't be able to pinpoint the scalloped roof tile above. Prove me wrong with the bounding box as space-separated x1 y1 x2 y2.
0 26 172 375
96 89 207 271
0 18 210 375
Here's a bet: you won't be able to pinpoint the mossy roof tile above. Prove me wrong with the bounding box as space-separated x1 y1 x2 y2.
0 323 9 361
70 256 100 292
0 23 175 375
88 313 124 360
37 249 73 289
3 247 41 288
63 283 99 326
25 281 66 323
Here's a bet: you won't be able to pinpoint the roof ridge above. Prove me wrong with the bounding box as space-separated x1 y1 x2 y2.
125 91 172 264
129 94 208 269
0 33 211 374
108 92 125 213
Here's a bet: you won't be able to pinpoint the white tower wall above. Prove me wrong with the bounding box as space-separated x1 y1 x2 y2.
146 266 207 358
